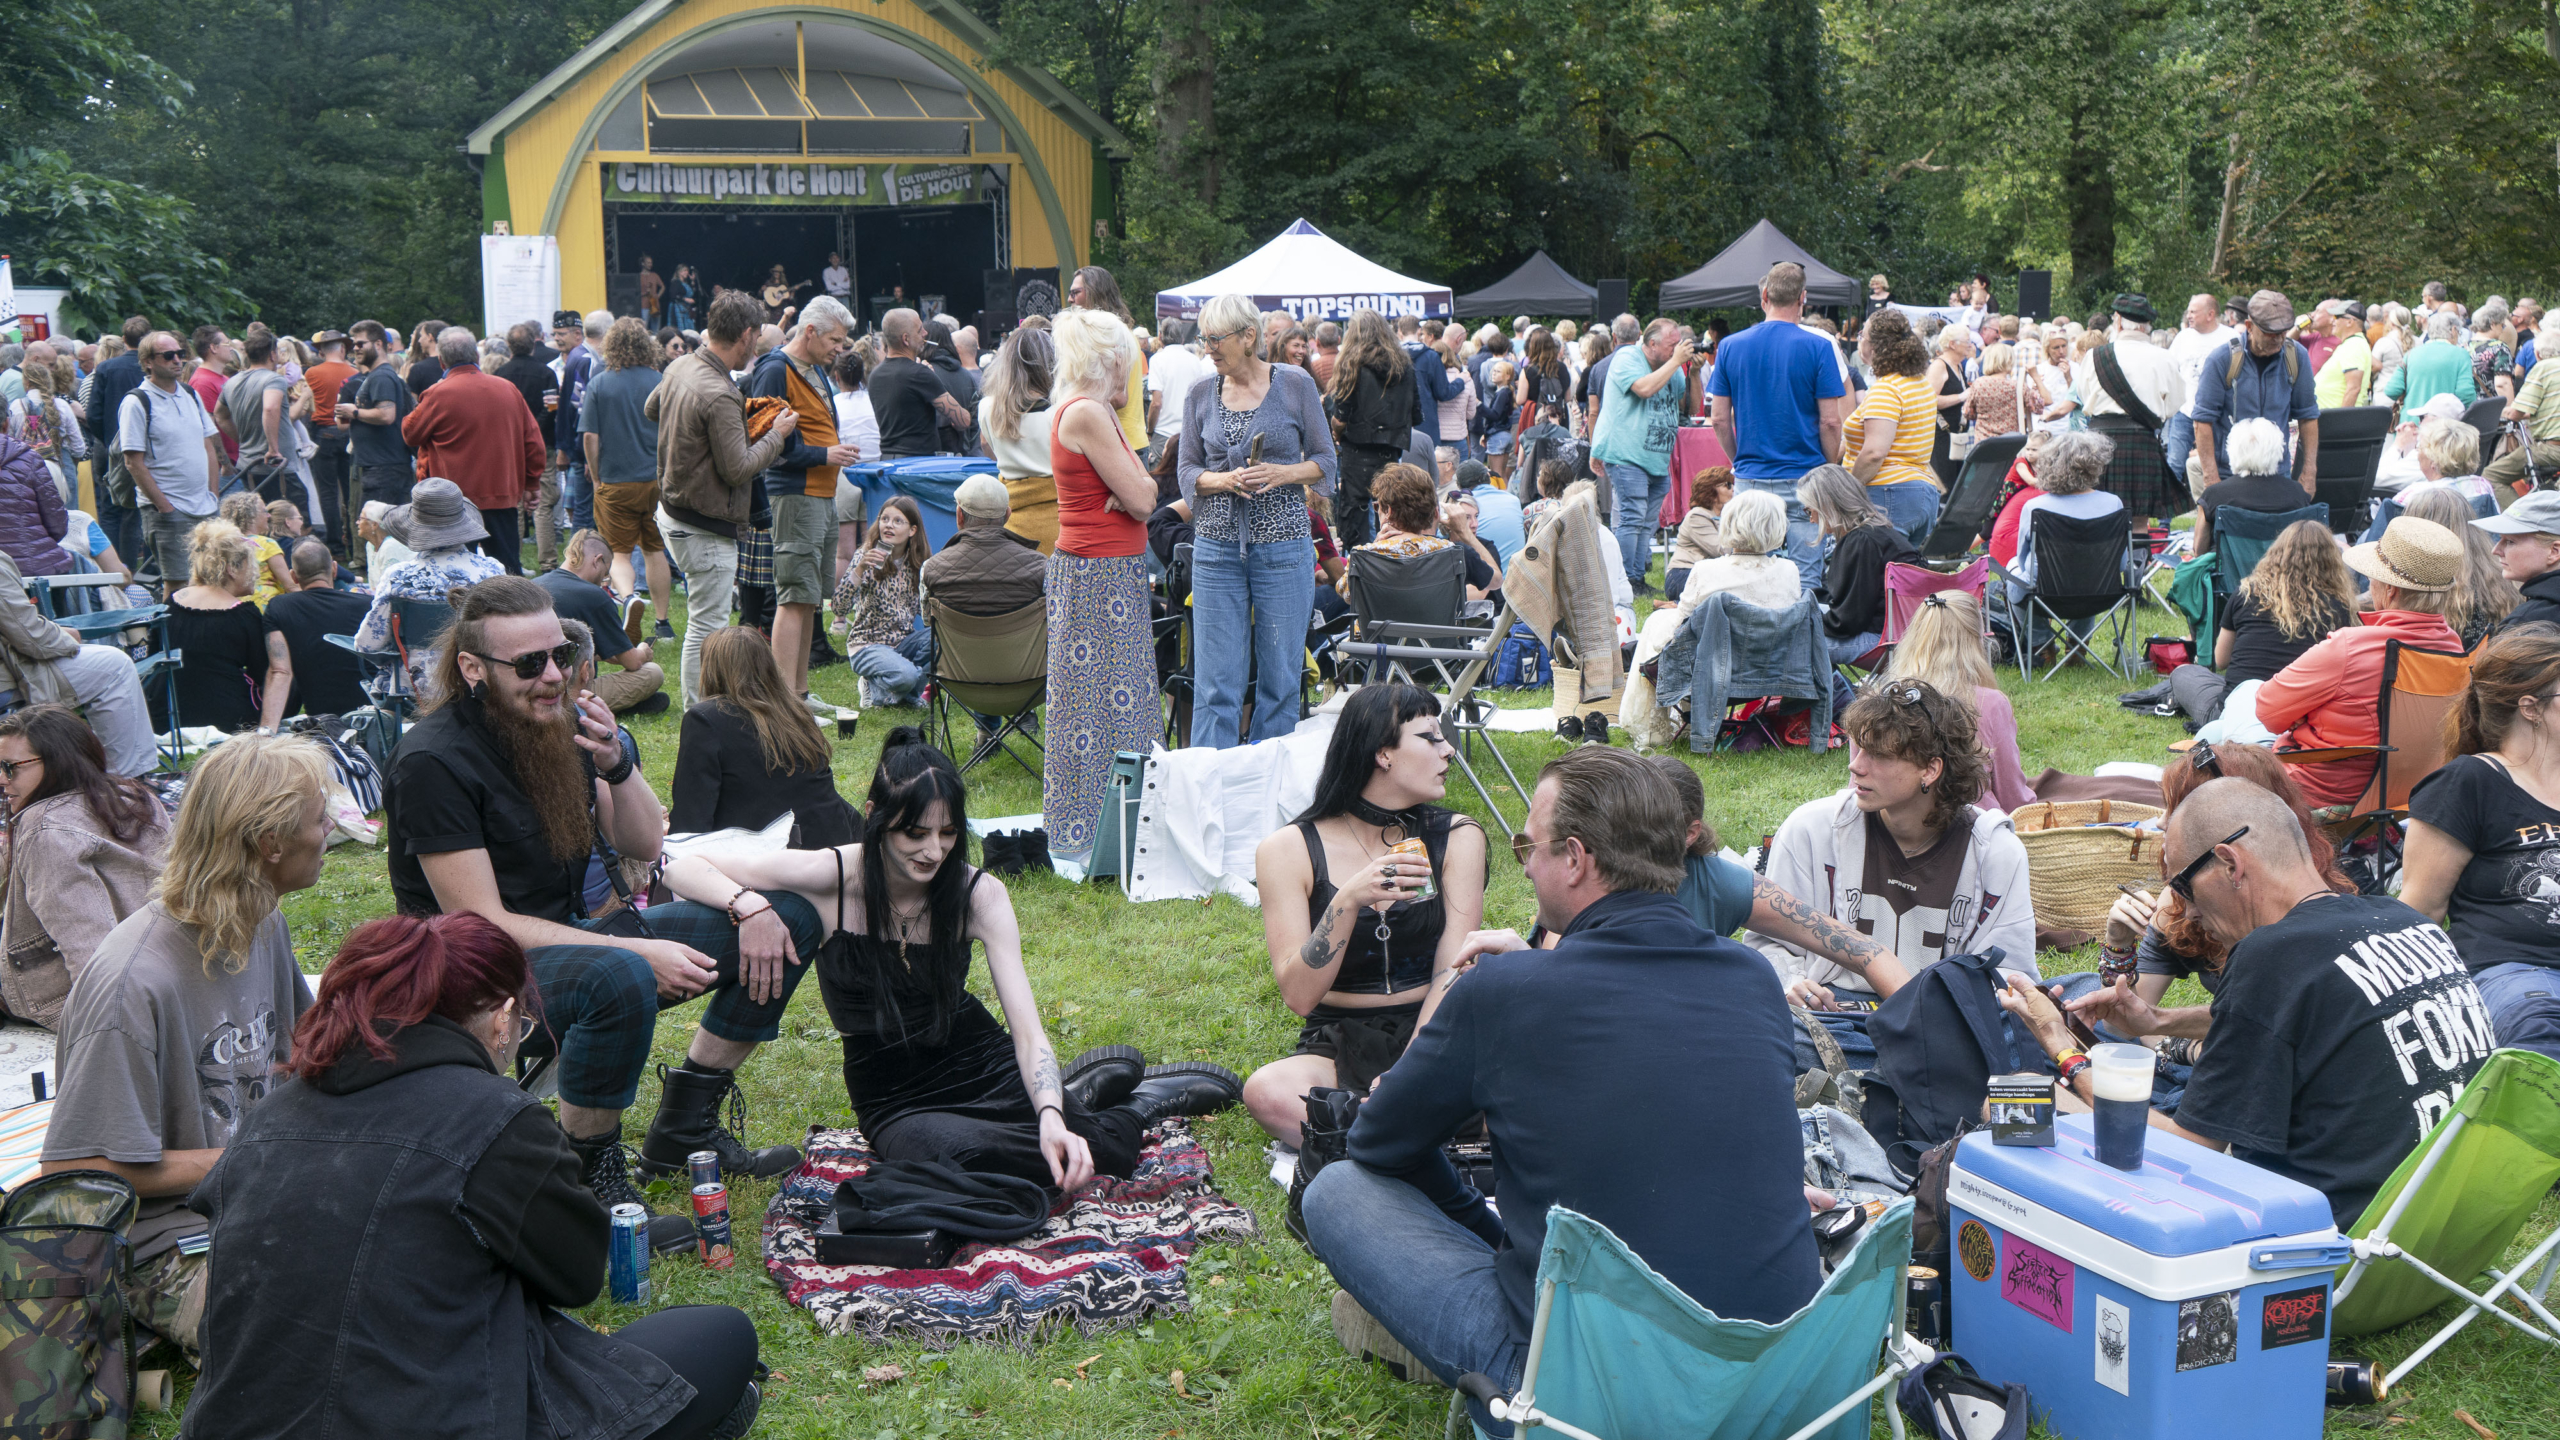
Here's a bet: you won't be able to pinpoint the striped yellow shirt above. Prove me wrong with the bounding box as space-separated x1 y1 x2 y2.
1843 374 1941 489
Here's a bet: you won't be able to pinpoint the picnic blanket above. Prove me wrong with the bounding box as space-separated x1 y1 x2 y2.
0 1099 51 1193
762 1120 1257 1345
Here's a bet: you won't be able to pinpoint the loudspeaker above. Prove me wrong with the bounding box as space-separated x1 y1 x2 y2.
2017 270 2053 321
1594 279 1630 322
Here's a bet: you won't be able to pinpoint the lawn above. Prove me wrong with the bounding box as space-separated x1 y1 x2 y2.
144 584 2556 1440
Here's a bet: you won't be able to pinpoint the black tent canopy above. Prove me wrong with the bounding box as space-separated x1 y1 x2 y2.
1658 220 1860 310
1453 249 1598 319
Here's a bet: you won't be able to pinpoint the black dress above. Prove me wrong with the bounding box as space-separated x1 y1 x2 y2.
155 598 276 733
1930 366 1965 490
818 858 1149 1188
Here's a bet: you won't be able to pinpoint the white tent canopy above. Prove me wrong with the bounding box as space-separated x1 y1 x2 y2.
1155 219 1451 323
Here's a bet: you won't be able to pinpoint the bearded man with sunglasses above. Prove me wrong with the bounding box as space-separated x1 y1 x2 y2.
2001 779 2492 1228
385 575 826 1247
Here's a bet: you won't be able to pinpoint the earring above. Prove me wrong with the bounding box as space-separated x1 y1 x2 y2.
1920 781 1931 793
1381 762 1392 772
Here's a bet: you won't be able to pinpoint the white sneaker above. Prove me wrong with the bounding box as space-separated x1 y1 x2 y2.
801 692 835 715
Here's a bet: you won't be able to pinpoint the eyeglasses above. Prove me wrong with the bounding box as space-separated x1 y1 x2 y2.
1201 328 1249 347
470 643 579 681
510 1010 539 1045
2166 825 2249 901
2188 741 2223 777
1510 831 1576 865
0 756 41 782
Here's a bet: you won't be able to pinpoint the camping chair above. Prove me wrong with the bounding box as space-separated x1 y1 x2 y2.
2331 1048 2560 1393
1344 545 1486 691
1914 434 2024 567
1988 509 2139 681
1451 1202 1929 1440
2278 638 2469 885
2464 397 2513 468
325 595 454 761
923 596 1045 781
1671 591 1835 755
1156 542 1194 747
2203 501 2330 640
2312 404 2394 537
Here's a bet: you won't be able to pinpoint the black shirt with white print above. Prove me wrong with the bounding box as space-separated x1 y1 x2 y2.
2407 754 2560 975
2176 895 2492 1227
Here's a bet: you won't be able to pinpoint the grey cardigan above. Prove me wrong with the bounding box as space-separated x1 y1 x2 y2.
1176 363 1340 510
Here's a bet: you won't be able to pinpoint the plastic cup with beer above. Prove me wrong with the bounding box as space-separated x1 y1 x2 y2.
2089 1043 2155 1171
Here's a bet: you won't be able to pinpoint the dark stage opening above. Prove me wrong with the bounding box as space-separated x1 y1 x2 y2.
612 208 845 306
850 203 995 318
608 202 996 325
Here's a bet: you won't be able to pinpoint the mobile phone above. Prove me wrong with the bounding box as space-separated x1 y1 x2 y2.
1247 433 1265 466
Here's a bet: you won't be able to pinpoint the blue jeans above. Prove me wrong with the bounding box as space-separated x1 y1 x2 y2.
1869 479 1940 549
1304 1160 1527 1434
2163 412 2196 485
1191 533 1316 748
1606 461 1671 587
851 615 935 705
2473 962 2560 1061
560 461 595 533
1738 476 1827 591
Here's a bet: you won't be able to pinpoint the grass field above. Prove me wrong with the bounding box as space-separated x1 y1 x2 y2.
140 583 2557 1440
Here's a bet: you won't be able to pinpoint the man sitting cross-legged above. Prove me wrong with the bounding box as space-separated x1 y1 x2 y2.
2004 778 2493 1227
1302 746 1820 1420
384 575 825 1246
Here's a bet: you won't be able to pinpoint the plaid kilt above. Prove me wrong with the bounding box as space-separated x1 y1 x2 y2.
735 523 775 587
2088 414 2180 520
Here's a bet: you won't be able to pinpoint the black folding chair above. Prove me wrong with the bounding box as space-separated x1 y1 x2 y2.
1915 432 2025 566
325 595 453 762
1990 508 2139 681
2313 404 2394 538
1154 541 1194 747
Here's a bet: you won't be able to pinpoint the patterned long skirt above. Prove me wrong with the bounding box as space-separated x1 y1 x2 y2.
1042 551 1158 860
2089 414 2180 521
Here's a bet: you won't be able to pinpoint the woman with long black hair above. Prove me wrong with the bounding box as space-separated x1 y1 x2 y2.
1244 683 1489 1147
661 728 1240 1189
1325 310 1417 548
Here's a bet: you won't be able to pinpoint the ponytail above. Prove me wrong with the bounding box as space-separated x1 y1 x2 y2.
286 914 537 1078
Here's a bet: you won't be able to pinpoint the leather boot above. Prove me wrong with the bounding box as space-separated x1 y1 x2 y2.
639 1062 804 1181
1061 1045 1145 1112
568 1125 696 1252
1286 1087 1362 1251
1119 1061 1243 1127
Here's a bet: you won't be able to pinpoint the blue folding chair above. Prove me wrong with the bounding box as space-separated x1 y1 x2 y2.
1454 1202 1927 1440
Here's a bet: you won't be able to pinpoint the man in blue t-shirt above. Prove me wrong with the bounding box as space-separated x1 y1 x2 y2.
1708 263 1848 587
1591 318 1693 590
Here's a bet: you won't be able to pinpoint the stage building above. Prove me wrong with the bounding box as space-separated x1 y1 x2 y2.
468 0 1125 327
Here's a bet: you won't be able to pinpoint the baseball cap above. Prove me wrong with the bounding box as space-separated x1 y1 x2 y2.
2472 489 2560 537
2246 290 2295 333
953 473 1010 519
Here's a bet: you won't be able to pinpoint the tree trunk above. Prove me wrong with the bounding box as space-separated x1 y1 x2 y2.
2063 102 2116 298
1156 0 1219 206
2210 133 2242 278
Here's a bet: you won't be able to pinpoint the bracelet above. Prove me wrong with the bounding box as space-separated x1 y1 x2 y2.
597 755 636 786
1037 1103 1064 1122
2054 1051 2091 1084
725 890 770 926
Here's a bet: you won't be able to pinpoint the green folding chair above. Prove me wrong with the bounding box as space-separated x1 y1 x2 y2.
2332 1048 2560 1391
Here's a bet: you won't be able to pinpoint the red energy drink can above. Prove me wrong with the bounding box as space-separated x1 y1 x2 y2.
691 1183 735 1270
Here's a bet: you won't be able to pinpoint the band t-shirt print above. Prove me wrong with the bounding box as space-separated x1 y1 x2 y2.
2408 754 2560 974
1853 810 1969 967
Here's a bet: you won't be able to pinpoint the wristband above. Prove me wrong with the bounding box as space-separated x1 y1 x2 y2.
2054 1051 2090 1084
725 890 769 927
1037 1103 1064 1122
597 754 636 787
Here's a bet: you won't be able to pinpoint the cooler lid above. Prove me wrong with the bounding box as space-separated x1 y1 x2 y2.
1951 1113 2337 1257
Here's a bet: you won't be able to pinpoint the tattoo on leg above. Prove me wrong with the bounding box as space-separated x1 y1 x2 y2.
1301 898 1345 971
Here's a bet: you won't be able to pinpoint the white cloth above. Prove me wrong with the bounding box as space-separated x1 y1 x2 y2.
2073 333 2186 422
821 265 851 299
1751 788 2038 993
1124 710 1340 904
975 395 1056 480
2169 325 2229 418
1146 344 1208 439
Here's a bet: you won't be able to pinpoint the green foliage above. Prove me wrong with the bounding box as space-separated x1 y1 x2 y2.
0 148 249 335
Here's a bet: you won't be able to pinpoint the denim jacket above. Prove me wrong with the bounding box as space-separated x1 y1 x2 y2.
1657 590 1832 753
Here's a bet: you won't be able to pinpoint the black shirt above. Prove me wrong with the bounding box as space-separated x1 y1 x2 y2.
668 701 857 849
534 568 631 665
2221 591 2354 688
349 366 413 468
386 699 590 923
870 357 946 458
153 598 277 734
2176 894 2494 1226
2198 476 2316 538
493 355 554 432
405 358 446 395
2408 755 2560 976
1817 523 1920 640
265 587 371 716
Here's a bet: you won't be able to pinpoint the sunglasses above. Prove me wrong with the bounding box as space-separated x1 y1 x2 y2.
471 643 580 681
2166 825 2249 901
0 756 40 782
149 349 183 361
2188 741 2223 778
1510 831 1577 865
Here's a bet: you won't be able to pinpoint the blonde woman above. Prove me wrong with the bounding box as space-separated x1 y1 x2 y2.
163 521 292 735
1043 306 1160 860
1884 593 2033 812
977 327 1061 552
2170 518 2363 734
1963 342 2048 440
40 732 330 1363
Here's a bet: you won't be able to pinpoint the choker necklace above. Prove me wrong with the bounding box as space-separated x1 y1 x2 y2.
1349 796 1427 842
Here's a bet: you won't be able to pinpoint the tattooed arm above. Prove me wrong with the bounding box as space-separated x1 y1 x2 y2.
1748 876 1912 1000
975 873 1094 1190
1253 823 1416 1017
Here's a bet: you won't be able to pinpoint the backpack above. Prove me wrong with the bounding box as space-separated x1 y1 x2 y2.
1897 1354 2031 1440
2221 339 2300 388
1863 945 2053 1159
1489 622 1550 688
0 1170 143 1435
1477 383 1515 435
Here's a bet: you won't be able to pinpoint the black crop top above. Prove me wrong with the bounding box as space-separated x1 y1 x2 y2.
1299 809 1471 995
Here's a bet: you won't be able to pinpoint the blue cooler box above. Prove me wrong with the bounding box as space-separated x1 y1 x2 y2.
1947 1113 2349 1440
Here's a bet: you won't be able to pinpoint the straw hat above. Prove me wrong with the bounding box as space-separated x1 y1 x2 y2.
387 478 490 551
2344 516 2461 594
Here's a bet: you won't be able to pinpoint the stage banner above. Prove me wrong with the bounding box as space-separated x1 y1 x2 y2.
482 234 562 338
605 161 989 207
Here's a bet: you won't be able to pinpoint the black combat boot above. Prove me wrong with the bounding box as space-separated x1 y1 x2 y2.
639 1062 804 1181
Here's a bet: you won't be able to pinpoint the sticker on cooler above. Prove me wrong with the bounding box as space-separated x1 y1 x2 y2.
2094 1293 2132 1396
2177 1290 2240 1371
2261 1284 2328 1349
2000 1232 2074 1330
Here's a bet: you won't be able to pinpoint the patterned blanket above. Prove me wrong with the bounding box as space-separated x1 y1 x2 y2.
762 1120 1257 1345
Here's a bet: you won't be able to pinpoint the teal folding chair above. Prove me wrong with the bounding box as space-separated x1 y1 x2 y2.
1453 1201 1927 1440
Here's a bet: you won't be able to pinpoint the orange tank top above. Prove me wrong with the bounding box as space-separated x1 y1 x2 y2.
1050 395 1147 558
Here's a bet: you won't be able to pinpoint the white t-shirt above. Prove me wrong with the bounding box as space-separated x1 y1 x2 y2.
975 395 1056 480
822 265 851 298
1147 344 1208 438
2168 325 2227 418
830 388 880 467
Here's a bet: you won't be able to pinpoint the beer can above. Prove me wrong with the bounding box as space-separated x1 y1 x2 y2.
1905 1266 1947 1346
687 1150 721 1191
2326 1359 2388 1407
1387 836 1436 903
608 1203 652 1304
691 1183 735 1270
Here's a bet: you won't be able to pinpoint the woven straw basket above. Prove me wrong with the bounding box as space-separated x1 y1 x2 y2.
2009 799 2166 935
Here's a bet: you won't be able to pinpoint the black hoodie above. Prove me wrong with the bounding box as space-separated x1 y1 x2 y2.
2498 566 2560 637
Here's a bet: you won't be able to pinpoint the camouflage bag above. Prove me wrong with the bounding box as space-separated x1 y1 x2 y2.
0 1169 141 1437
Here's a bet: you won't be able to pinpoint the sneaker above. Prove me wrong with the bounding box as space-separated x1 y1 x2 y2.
652 620 676 642
1554 714 1585 743
631 692 671 717
1583 712 1611 745
1331 1289 1442 1387
619 594 648 647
